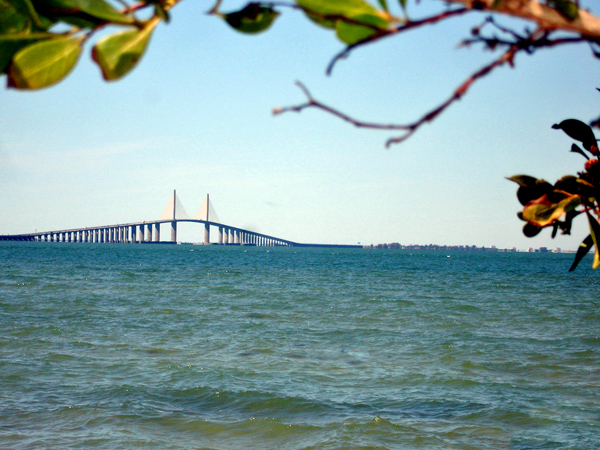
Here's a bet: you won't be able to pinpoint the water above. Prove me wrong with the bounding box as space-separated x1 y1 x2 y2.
0 242 598 449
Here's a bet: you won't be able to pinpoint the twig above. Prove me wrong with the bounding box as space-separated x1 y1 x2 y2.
273 82 413 132
273 45 520 148
326 8 470 75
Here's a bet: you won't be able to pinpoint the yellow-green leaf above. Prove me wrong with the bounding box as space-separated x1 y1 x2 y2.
522 190 581 227
335 12 388 44
0 32 52 73
295 0 381 29
7 36 82 89
92 22 155 81
586 211 600 269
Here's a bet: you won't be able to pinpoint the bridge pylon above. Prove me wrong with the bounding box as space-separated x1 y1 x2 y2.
159 190 190 242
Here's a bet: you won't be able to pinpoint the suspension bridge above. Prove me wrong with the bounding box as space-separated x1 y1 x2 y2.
0 191 360 248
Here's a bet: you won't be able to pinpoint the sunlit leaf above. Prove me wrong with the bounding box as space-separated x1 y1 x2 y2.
522 190 581 227
295 0 382 29
225 4 279 34
335 12 388 45
508 174 540 188
377 0 388 11
569 234 593 271
586 211 600 269
0 32 51 73
92 22 155 81
7 36 82 89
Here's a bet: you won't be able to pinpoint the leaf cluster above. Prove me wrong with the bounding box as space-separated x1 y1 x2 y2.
510 117 600 271
0 0 171 89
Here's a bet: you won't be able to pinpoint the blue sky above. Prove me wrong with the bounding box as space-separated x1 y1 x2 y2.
1 0 599 249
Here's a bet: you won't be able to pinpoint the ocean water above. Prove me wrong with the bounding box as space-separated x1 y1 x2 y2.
0 242 598 450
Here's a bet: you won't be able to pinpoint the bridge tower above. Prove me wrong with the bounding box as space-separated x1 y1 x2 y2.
204 194 210 245
171 189 177 243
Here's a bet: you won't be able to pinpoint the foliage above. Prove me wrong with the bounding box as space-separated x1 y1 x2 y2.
510 117 600 271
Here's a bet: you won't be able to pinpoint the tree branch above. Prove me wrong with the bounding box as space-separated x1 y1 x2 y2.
326 7 471 75
273 44 521 148
446 0 600 39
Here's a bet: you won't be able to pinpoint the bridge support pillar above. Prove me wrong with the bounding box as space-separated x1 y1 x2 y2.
131 226 136 243
154 223 160 242
146 224 152 242
171 221 176 243
204 223 209 245
218 227 223 245
138 225 143 243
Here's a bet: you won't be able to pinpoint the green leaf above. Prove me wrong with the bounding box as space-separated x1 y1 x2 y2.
522 190 581 227
377 0 387 11
92 22 155 81
0 32 51 73
295 0 383 29
552 119 597 152
31 0 134 25
224 4 279 34
1 0 31 34
586 211 600 269
7 36 82 89
550 0 579 21
508 174 540 188
569 234 593 271
6 0 48 29
335 12 388 45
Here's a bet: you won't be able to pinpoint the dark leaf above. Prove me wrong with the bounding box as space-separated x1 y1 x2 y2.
570 143 589 159
569 234 593 271
552 119 597 152
31 0 134 25
523 222 542 237
225 3 279 34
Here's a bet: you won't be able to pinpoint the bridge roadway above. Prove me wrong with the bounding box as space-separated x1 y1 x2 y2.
0 219 361 248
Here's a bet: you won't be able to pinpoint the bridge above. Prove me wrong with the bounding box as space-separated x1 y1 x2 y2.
0 191 360 248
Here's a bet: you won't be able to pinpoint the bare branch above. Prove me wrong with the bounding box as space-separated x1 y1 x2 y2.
273 82 414 132
446 0 600 39
385 45 519 147
326 7 471 75
273 45 521 148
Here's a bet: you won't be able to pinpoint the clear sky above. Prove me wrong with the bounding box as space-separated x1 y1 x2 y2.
1 1 599 250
